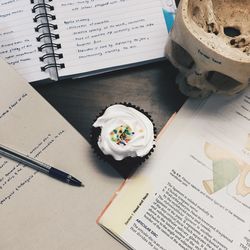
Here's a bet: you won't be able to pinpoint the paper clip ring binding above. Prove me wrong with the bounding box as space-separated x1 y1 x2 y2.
31 0 64 76
36 33 59 42
41 63 65 72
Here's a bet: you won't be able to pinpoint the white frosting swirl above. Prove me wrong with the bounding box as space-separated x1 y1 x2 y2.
93 104 155 161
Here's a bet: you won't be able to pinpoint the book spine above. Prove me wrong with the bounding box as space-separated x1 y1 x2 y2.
31 0 65 81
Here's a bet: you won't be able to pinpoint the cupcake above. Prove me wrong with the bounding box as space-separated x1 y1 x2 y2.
90 103 156 178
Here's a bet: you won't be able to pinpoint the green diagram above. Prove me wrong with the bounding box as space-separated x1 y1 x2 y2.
203 142 250 197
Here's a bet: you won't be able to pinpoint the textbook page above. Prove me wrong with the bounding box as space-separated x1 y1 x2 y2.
0 58 124 250
0 0 47 82
52 0 175 78
98 90 250 250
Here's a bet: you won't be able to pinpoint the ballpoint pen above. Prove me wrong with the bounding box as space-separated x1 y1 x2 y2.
0 144 83 187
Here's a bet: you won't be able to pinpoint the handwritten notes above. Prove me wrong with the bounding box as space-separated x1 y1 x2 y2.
0 58 123 250
0 0 170 82
0 87 69 205
0 130 66 206
0 0 45 82
0 93 27 120
52 0 168 77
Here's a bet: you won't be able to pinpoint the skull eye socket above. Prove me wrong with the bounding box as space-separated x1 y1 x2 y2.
206 71 241 91
224 27 241 37
171 41 195 69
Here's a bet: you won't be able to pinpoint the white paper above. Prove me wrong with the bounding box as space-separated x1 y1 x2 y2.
99 89 250 250
0 0 47 82
0 58 124 250
52 0 170 77
0 0 175 82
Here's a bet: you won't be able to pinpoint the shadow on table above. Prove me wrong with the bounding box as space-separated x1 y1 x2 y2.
35 60 187 178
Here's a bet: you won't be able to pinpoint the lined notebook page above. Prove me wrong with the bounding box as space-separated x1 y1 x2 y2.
0 0 47 82
53 0 169 78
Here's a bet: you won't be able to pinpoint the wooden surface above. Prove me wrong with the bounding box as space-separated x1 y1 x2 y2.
35 60 186 145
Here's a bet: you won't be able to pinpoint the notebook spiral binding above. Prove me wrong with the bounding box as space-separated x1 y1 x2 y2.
31 0 65 75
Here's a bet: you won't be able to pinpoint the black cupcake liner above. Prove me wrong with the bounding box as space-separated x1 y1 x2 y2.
90 103 157 178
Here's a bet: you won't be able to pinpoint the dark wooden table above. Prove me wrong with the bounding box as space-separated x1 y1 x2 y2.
35 60 186 177
35 60 186 142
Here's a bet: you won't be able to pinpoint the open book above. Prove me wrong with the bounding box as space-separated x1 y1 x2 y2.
0 58 125 249
0 0 176 83
98 90 250 249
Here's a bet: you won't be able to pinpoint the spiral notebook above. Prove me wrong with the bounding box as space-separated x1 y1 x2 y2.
0 0 176 83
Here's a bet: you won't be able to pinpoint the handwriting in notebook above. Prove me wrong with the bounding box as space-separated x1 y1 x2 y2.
0 0 45 82
0 0 173 83
52 0 168 77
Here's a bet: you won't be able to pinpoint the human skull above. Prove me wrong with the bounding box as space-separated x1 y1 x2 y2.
166 0 250 98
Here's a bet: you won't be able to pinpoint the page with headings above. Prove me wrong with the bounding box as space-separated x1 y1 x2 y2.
0 58 124 250
50 0 173 78
99 90 250 249
0 0 48 82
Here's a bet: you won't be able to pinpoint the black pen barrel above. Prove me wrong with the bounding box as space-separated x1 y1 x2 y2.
0 145 82 187
0 145 49 174
49 167 82 186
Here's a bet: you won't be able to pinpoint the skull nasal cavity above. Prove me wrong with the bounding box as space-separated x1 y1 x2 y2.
171 41 194 69
224 27 241 37
206 71 241 91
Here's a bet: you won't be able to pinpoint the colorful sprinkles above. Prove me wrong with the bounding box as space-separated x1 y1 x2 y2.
110 125 135 146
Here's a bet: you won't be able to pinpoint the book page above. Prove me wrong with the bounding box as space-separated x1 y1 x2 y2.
0 0 47 82
99 90 250 250
51 0 172 78
0 58 124 250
